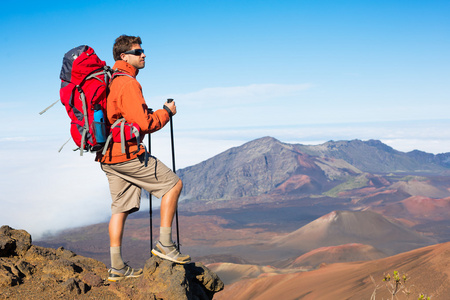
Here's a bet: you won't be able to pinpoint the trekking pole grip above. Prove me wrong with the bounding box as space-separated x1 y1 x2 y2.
163 98 174 117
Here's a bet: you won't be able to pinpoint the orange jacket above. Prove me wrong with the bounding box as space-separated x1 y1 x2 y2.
96 60 170 164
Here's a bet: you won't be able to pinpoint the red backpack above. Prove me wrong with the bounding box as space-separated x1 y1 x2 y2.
59 45 111 154
41 45 144 156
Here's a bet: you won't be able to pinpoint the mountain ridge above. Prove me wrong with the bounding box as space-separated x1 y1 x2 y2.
178 136 450 203
272 210 437 257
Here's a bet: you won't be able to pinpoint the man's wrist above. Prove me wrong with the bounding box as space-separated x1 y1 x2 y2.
163 105 173 117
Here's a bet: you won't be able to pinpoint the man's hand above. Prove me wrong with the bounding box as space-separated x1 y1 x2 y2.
164 100 177 116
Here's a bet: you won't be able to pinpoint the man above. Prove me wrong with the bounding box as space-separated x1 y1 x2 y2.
96 35 190 282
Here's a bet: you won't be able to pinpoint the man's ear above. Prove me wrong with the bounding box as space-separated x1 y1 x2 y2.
120 53 127 62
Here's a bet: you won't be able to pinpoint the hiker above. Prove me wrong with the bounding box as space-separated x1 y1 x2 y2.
96 35 191 282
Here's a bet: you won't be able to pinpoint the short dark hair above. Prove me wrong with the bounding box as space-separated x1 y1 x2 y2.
113 35 142 61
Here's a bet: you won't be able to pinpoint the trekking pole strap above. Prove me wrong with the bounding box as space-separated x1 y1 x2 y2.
163 105 173 117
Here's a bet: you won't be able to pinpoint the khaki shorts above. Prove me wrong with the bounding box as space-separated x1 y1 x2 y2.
101 155 180 214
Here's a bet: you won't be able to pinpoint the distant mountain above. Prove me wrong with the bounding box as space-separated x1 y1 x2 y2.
296 139 450 173
178 137 450 202
179 137 302 201
271 210 436 256
177 137 362 201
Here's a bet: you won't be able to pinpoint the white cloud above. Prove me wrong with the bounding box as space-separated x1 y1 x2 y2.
0 141 110 239
161 83 314 108
2 119 449 241
3 81 449 240
0 135 242 240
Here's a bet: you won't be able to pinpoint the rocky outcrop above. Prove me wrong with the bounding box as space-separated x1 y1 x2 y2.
0 225 224 299
0 225 32 257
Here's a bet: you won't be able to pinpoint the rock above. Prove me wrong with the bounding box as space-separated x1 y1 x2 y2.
15 259 35 277
56 246 76 259
193 262 224 292
0 264 20 287
69 254 106 272
24 245 58 261
137 256 224 300
0 226 224 299
82 272 104 287
0 225 32 257
0 235 15 257
61 277 88 294
42 258 83 281
9 265 22 278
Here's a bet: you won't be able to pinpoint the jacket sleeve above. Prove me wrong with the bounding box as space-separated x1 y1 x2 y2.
119 79 170 134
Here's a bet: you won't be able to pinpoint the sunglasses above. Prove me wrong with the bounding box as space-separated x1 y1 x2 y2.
123 49 145 56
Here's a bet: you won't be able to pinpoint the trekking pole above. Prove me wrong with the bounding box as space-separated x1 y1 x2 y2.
148 114 153 250
167 98 181 251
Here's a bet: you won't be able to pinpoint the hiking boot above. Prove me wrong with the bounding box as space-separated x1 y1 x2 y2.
151 241 191 264
107 264 143 282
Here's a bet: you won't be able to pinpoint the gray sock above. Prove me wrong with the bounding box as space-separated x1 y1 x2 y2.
110 246 125 270
160 227 173 246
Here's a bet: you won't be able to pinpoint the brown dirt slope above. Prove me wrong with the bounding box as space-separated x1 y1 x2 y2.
214 242 450 300
290 243 386 268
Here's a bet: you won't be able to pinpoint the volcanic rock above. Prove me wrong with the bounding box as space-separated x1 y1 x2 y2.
0 225 224 299
0 225 32 257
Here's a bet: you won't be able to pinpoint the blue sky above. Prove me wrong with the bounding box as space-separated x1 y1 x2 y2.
1 1 449 239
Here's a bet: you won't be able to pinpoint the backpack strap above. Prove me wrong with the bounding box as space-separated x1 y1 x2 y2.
77 86 89 156
102 118 148 166
57 137 72 153
110 70 134 83
103 118 123 155
81 66 113 86
77 67 113 156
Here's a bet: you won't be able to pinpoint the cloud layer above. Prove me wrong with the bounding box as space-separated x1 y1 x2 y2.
2 83 450 240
